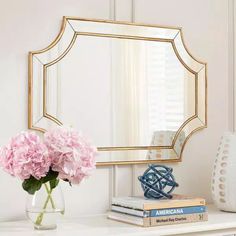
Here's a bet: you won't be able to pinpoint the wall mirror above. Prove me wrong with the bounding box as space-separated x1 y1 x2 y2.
28 17 207 165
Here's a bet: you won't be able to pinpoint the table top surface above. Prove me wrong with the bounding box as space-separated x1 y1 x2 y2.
1 205 236 236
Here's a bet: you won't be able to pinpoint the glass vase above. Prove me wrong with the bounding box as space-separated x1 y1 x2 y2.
26 182 65 230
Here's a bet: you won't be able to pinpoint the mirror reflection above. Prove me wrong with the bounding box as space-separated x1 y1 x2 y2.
46 36 195 148
29 18 207 164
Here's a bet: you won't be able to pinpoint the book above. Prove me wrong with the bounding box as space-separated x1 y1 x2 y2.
150 205 206 217
111 205 206 218
108 211 208 227
112 194 205 210
150 212 208 227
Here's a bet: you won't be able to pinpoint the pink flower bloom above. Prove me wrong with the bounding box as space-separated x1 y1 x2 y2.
0 132 50 180
44 127 97 184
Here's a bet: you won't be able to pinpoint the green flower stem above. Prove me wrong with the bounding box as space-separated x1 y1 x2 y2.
35 183 55 226
44 183 56 209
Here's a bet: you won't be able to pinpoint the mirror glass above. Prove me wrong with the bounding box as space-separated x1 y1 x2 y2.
29 18 207 165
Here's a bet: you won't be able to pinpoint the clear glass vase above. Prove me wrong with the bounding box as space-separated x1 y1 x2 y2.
26 182 65 230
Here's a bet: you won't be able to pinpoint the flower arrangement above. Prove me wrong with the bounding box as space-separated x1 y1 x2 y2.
0 126 96 228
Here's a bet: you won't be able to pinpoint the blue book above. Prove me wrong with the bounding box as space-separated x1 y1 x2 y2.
111 205 206 218
150 205 206 217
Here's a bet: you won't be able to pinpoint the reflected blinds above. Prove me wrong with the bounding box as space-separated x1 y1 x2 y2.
146 42 185 137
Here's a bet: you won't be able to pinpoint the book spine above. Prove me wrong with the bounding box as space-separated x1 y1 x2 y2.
145 199 206 210
150 206 206 217
108 211 208 227
111 205 206 218
112 197 205 210
150 213 208 227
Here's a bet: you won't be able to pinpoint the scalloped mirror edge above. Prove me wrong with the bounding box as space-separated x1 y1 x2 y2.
28 16 207 166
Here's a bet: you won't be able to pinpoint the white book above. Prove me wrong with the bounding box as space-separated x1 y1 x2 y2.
108 211 148 226
111 205 149 217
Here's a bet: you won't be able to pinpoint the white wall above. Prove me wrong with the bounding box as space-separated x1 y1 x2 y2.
0 0 230 221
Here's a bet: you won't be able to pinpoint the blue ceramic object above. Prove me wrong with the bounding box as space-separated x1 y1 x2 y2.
138 164 178 199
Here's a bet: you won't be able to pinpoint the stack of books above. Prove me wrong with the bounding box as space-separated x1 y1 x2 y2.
108 194 207 227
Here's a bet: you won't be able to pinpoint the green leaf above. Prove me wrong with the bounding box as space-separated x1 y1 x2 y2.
41 168 59 184
49 178 59 190
22 176 42 195
63 178 72 186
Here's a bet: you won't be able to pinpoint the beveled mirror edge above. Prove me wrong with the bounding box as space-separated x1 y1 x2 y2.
28 16 207 166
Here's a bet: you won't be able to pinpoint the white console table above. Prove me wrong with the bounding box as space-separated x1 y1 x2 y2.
1 205 236 236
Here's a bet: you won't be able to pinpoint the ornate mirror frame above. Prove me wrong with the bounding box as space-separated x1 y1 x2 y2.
28 17 207 166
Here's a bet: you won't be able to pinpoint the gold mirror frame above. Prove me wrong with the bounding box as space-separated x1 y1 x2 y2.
28 17 207 166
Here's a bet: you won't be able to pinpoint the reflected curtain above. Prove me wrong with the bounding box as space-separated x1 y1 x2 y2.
110 40 149 160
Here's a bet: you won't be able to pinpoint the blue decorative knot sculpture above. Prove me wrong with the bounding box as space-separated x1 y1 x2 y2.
138 164 178 199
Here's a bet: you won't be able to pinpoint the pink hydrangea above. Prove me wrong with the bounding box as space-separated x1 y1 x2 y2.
0 132 50 180
44 127 97 184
